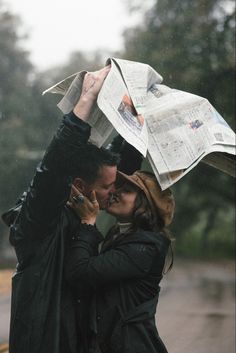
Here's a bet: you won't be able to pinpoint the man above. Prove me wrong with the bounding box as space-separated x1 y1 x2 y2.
2 66 120 353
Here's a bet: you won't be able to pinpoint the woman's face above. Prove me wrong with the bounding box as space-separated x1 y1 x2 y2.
106 182 138 222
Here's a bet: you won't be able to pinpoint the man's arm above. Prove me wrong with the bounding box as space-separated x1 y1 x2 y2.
11 67 111 238
74 64 142 175
73 66 110 121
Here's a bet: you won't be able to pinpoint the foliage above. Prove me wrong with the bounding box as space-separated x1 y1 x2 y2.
0 2 32 208
0 2 107 252
39 50 105 89
122 0 236 251
173 206 236 258
123 0 235 125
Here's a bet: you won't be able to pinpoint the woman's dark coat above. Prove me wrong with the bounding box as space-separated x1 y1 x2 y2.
66 224 170 353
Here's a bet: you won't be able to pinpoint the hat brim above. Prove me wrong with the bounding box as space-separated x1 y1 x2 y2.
116 171 146 191
116 171 175 227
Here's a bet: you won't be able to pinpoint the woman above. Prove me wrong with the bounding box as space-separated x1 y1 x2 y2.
65 170 175 353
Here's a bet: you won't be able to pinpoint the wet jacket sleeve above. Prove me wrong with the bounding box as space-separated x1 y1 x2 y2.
65 226 158 288
108 135 143 174
15 112 91 238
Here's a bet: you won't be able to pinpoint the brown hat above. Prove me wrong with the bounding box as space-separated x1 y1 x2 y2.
117 170 175 226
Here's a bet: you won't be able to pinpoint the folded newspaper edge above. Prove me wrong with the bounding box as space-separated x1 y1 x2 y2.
43 57 236 190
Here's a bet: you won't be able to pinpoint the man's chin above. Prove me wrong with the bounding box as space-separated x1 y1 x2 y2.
101 201 113 212
98 201 107 211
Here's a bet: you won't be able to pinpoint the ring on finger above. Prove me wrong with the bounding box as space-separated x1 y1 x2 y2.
72 195 84 204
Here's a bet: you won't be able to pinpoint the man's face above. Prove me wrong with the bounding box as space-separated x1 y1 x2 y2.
84 165 117 210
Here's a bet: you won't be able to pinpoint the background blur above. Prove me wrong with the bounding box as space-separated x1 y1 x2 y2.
0 0 235 262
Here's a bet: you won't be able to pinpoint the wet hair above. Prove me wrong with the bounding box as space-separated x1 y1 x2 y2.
115 181 171 240
114 179 165 232
104 181 173 272
132 187 165 232
46 140 120 184
72 143 120 184
131 184 174 272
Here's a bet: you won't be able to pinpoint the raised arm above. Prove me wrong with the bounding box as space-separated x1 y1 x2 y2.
9 66 111 239
65 226 165 288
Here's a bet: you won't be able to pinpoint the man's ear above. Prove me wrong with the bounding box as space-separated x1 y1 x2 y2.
73 178 86 193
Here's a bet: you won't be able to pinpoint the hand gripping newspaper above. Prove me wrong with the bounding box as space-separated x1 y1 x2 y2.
43 58 236 190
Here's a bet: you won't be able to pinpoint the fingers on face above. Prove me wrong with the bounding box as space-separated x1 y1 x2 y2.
70 186 98 208
70 185 85 204
71 184 82 195
90 190 98 204
72 195 85 204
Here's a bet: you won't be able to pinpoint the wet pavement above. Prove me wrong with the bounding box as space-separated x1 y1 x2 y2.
0 260 235 352
157 260 235 353
0 295 10 346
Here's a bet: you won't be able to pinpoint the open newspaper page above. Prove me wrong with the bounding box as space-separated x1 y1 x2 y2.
96 58 162 156
43 70 115 147
148 143 235 190
144 84 236 188
43 57 235 190
202 151 236 177
43 58 164 155
42 72 79 95
112 58 163 116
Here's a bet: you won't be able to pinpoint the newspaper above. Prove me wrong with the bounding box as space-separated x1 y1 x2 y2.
43 58 236 190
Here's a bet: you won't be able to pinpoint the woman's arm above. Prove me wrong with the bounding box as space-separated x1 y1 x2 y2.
65 226 157 288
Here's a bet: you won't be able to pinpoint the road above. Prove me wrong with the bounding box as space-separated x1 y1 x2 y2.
0 260 235 353
157 260 235 353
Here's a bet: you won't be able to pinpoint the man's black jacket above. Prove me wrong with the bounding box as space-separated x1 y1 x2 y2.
2 112 99 353
2 107 145 353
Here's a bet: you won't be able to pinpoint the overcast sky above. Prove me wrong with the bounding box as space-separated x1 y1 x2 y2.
5 0 131 70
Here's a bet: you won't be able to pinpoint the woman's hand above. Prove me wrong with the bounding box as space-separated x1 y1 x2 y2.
67 185 99 225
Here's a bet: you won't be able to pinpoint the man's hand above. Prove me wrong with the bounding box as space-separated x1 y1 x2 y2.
73 65 110 121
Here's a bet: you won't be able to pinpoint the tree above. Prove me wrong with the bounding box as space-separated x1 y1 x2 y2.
0 2 32 118
40 50 104 86
122 0 236 255
123 0 235 124
0 2 108 218
0 3 109 259
0 2 33 208
0 3 60 254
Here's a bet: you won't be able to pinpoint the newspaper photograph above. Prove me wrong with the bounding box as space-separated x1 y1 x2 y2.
97 58 152 155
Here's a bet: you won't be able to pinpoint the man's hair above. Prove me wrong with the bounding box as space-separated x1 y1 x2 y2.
71 143 120 184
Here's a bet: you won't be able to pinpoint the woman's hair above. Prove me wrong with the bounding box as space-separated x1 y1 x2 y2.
105 181 174 271
132 186 165 232
131 184 173 271
116 182 171 240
